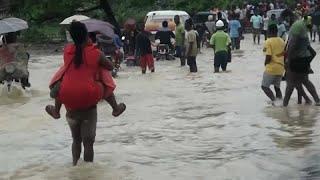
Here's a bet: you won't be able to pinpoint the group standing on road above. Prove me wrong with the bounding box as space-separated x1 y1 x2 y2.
39 1 320 166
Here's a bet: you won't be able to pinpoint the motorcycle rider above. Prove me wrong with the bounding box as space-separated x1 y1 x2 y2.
155 21 175 60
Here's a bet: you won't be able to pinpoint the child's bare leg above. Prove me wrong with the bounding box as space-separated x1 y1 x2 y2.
46 99 61 119
105 93 126 117
55 99 62 112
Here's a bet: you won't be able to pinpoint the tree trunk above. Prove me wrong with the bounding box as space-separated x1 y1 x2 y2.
100 0 121 35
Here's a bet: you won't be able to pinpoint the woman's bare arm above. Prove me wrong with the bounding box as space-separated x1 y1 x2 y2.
99 52 113 71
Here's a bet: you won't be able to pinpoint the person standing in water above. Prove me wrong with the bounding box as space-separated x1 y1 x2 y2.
250 11 263 44
210 20 231 73
135 25 155 74
185 19 198 73
283 19 320 106
277 18 287 41
174 15 186 66
261 24 285 104
205 15 216 35
262 13 269 40
268 14 278 27
45 22 126 165
228 13 242 50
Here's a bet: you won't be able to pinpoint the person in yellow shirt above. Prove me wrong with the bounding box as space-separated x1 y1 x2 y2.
261 24 285 104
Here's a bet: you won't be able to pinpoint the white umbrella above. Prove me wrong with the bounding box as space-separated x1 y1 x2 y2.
60 15 90 25
0 17 28 35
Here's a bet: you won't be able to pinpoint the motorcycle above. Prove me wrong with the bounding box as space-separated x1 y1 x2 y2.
154 39 175 61
97 36 123 77
122 36 140 67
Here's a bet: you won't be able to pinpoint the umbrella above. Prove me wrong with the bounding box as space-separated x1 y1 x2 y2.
0 17 28 35
81 19 114 29
81 19 115 38
60 15 90 25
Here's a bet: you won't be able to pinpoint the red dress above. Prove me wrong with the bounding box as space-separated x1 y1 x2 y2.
49 43 116 111
0 45 16 67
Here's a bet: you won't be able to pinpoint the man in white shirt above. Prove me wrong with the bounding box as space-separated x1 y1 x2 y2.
250 11 263 44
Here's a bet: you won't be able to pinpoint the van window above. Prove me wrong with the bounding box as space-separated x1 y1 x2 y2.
149 15 173 21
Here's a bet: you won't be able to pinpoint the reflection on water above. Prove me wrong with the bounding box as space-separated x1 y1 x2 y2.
264 106 320 180
264 106 318 149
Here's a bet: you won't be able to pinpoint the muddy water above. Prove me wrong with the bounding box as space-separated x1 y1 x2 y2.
1 36 320 180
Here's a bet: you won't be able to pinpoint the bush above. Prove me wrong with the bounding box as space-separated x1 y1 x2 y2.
20 23 65 43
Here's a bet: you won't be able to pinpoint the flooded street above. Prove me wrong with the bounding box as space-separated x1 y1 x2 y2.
1 35 320 180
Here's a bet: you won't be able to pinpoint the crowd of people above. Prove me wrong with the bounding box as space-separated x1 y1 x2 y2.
1 0 320 166
43 1 320 164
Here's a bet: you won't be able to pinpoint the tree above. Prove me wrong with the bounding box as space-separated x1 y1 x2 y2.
100 0 121 35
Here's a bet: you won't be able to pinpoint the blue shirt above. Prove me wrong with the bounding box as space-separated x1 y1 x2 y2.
250 15 262 29
113 34 123 49
229 20 241 38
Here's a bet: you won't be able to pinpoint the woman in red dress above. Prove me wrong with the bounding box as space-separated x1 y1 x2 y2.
45 22 125 165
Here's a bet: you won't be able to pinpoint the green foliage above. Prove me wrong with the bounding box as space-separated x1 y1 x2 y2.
20 23 65 43
10 0 296 42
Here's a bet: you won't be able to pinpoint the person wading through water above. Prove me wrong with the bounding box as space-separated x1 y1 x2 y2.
261 24 285 105
283 19 320 106
135 24 155 74
45 21 126 165
185 19 198 73
174 15 186 66
210 20 231 73
250 11 263 44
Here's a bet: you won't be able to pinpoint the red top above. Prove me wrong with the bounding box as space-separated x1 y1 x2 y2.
0 45 16 67
58 43 103 110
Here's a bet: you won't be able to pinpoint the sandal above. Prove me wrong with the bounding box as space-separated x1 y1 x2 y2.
45 105 61 119
112 103 126 117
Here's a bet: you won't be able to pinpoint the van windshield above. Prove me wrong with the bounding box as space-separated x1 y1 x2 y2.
146 15 189 23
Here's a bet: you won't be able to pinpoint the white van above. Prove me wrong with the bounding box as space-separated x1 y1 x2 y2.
144 10 190 35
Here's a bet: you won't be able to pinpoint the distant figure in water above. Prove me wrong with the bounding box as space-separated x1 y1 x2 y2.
261 24 285 104
250 11 263 44
210 20 231 73
45 22 126 165
185 19 198 73
0 32 31 88
135 24 155 74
